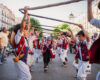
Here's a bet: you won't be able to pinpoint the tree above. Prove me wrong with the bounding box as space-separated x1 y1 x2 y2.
30 17 43 38
52 24 69 38
9 17 43 38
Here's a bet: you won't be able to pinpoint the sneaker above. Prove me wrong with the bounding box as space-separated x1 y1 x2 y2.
65 57 68 62
63 62 66 65
44 67 48 72
46 66 49 68
30 68 34 72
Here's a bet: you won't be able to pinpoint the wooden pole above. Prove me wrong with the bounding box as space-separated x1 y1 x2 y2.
20 10 79 26
19 0 85 11
35 24 55 28
35 27 71 36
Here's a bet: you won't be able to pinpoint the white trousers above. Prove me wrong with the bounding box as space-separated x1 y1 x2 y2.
27 54 34 67
96 71 100 80
57 47 61 55
34 49 42 60
77 60 91 80
15 60 32 80
72 60 78 69
60 49 67 62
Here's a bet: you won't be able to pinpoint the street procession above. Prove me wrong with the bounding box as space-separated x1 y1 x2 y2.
0 0 100 80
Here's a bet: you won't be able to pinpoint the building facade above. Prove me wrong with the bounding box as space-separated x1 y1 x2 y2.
15 17 22 25
0 4 15 29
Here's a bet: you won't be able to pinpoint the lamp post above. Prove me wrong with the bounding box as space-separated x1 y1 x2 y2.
69 12 78 34
69 12 75 21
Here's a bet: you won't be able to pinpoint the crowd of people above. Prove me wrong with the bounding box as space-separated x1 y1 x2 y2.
0 0 100 80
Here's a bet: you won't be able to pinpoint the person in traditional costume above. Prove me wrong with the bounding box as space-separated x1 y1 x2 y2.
71 39 79 74
68 24 91 80
60 33 69 66
88 0 100 80
41 37 55 72
13 7 32 80
57 36 62 56
33 38 42 63
27 27 36 71
51 39 57 58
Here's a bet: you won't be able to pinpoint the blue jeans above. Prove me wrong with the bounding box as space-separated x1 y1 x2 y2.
0 47 6 62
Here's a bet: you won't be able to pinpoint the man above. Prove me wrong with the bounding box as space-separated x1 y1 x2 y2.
88 0 100 80
60 34 69 66
68 24 91 80
42 37 55 72
0 27 9 64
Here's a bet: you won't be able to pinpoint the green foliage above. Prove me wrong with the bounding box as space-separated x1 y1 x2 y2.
30 17 43 38
52 24 69 38
8 25 15 31
9 17 43 38
54 24 69 32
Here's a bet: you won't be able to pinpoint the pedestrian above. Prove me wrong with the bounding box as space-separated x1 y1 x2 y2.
68 24 91 80
0 27 9 64
88 0 100 80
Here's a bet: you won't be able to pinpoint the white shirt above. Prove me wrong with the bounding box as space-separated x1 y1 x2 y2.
0 32 8 47
90 18 100 29
15 30 28 46
28 35 38 50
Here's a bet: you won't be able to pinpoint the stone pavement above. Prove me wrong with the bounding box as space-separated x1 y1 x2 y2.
0 53 99 80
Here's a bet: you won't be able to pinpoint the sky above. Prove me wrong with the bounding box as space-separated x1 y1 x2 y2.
0 0 87 30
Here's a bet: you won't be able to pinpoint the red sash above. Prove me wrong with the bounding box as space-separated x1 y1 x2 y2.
14 36 26 55
62 39 68 49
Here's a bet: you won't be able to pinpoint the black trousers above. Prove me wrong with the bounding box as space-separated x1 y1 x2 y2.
43 48 51 68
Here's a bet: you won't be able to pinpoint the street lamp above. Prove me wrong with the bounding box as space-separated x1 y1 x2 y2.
69 12 75 20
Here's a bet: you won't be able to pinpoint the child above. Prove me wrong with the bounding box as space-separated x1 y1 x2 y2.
68 24 91 80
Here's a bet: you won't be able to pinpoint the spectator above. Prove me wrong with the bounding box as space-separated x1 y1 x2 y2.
0 27 9 64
